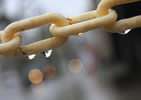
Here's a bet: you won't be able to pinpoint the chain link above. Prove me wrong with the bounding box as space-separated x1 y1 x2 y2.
0 0 140 56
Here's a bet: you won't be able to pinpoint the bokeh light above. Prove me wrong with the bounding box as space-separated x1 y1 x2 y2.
43 65 56 79
68 59 83 73
28 69 43 84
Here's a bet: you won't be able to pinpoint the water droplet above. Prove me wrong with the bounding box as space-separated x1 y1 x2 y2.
27 54 36 60
119 29 131 35
42 50 53 58
78 32 86 36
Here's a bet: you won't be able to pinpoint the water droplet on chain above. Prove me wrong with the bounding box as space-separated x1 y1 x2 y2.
42 50 53 58
78 33 84 36
77 32 86 36
119 29 131 35
27 54 36 60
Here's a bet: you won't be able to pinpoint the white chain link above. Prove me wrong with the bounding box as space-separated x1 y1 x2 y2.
0 0 140 56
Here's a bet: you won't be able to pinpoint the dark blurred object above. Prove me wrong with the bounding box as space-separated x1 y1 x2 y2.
110 1 141 88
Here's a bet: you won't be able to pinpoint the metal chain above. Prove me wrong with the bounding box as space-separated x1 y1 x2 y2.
0 0 140 56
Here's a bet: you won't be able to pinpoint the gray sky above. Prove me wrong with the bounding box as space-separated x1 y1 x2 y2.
4 0 92 18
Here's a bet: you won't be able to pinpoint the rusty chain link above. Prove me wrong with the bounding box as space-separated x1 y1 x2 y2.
0 0 141 56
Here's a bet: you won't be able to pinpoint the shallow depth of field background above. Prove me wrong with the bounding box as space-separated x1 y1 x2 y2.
0 0 141 100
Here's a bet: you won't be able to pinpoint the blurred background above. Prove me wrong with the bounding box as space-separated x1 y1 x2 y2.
0 0 141 100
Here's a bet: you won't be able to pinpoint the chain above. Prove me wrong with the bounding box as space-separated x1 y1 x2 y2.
0 0 140 56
